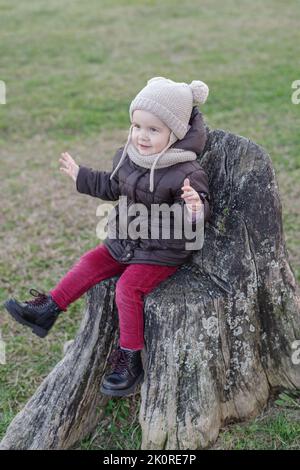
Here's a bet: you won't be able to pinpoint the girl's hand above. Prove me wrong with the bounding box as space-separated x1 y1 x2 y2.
59 152 79 182
181 178 203 213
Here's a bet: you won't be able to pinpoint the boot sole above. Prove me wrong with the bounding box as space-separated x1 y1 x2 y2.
100 370 144 397
4 300 48 338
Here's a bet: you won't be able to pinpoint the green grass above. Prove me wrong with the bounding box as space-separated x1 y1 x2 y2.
216 413 300 450
0 0 299 450
76 396 142 450
213 393 300 450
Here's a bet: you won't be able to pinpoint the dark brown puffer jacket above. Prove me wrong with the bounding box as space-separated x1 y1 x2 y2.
76 107 211 266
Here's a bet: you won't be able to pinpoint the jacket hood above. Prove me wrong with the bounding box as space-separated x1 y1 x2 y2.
171 106 207 155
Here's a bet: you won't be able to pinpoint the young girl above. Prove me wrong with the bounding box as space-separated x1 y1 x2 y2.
4 77 211 397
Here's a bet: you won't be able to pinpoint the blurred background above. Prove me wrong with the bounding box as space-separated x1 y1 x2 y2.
0 0 299 449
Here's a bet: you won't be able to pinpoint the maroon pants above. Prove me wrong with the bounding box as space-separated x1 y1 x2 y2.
49 243 178 350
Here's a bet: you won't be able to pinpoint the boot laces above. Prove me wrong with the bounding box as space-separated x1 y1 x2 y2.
108 348 130 374
24 288 49 307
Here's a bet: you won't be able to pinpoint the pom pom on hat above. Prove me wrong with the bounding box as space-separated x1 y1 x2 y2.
189 80 209 105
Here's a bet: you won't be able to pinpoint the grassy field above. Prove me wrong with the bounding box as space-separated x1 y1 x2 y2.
0 0 299 450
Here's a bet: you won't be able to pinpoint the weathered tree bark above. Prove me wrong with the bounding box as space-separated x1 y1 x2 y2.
1 129 299 450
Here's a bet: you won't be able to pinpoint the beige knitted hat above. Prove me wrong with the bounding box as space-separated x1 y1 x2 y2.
110 76 209 187
129 76 209 139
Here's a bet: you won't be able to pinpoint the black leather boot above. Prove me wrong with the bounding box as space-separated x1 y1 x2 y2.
100 346 144 397
4 288 63 338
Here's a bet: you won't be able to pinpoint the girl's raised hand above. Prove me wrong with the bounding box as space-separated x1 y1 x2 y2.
181 178 203 213
59 152 79 182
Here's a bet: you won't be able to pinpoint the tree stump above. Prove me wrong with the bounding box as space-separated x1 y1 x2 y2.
1 128 299 450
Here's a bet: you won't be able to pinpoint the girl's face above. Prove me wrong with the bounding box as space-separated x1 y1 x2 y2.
131 110 171 155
